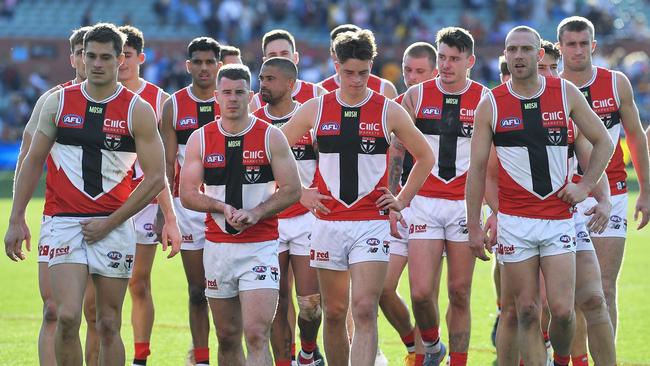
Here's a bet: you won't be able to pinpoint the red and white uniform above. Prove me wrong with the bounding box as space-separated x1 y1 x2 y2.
408 78 487 242
171 85 220 250
488 76 576 262
310 89 392 270
254 103 317 255
574 67 628 238
48 82 139 277
251 79 320 110
319 73 389 94
200 118 279 298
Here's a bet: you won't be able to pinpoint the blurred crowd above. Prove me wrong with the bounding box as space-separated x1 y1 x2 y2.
2 0 649 142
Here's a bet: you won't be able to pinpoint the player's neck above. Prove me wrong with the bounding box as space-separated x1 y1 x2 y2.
190 84 216 101
220 114 253 135
121 77 143 93
438 77 469 94
266 99 296 119
338 88 370 106
560 65 595 88
84 80 120 101
510 74 543 98
74 76 84 84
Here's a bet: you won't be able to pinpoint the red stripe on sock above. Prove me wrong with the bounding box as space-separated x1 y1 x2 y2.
415 353 425 366
420 327 439 343
449 352 468 366
553 353 571 366
301 339 317 353
275 360 292 366
571 354 589 366
134 342 150 359
542 331 550 342
401 329 416 345
291 342 296 357
193 347 209 363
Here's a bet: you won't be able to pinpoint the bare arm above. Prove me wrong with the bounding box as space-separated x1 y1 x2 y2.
249 127 301 220
160 96 178 188
178 130 227 214
5 91 59 260
484 145 500 212
616 72 650 229
388 99 434 207
387 85 419 194
13 87 56 194
280 98 319 147
575 129 612 233
565 82 614 198
465 95 494 260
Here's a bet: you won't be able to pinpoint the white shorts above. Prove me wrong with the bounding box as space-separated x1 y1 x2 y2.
408 196 469 242
134 203 158 245
204 240 280 298
278 212 315 256
38 215 53 263
310 219 390 271
573 208 594 252
576 193 627 239
48 216 136 278
174 197 206 251
388 207 410 257
496 213 576 263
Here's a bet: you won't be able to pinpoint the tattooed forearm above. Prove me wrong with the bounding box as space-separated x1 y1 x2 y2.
388 138 406 194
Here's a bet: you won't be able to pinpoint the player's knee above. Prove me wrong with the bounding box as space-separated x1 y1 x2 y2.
501 306 519 328
43 299 58 323
297 294 322 322
516 302 541 329
322 299 347 322
578 292 610 325
410 285 433 306
188 284 207 307
549 303 575 328
96 312 121 341
244 322 270 348
57 308 82 337
352 298 378 326
216 324 241 349
447 282 471 309
83 299 97 323
128 276 151 300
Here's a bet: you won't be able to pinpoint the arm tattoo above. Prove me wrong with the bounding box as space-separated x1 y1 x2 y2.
388 138 406 194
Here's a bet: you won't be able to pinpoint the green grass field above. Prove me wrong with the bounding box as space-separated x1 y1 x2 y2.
1 192 649 365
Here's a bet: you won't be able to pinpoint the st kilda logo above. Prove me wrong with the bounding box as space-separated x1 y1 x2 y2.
360 137 376 153
547 128 563 146
292 145 306 160
245 165 262 183
460 122 473 138
104 134 122 150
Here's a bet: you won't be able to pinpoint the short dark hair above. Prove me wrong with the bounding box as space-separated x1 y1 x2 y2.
261 57 298 80
557 16 595 43
219 45 241 62
118 25 145 54
403 42 437 69
187 37 221 60
541 40 561 62
69 26 92 53
499 55 510 76
262 29 296 54
330 24 361 42
436 27 474 55
83 23 126 56
217 64 251 87
334 29 377 63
